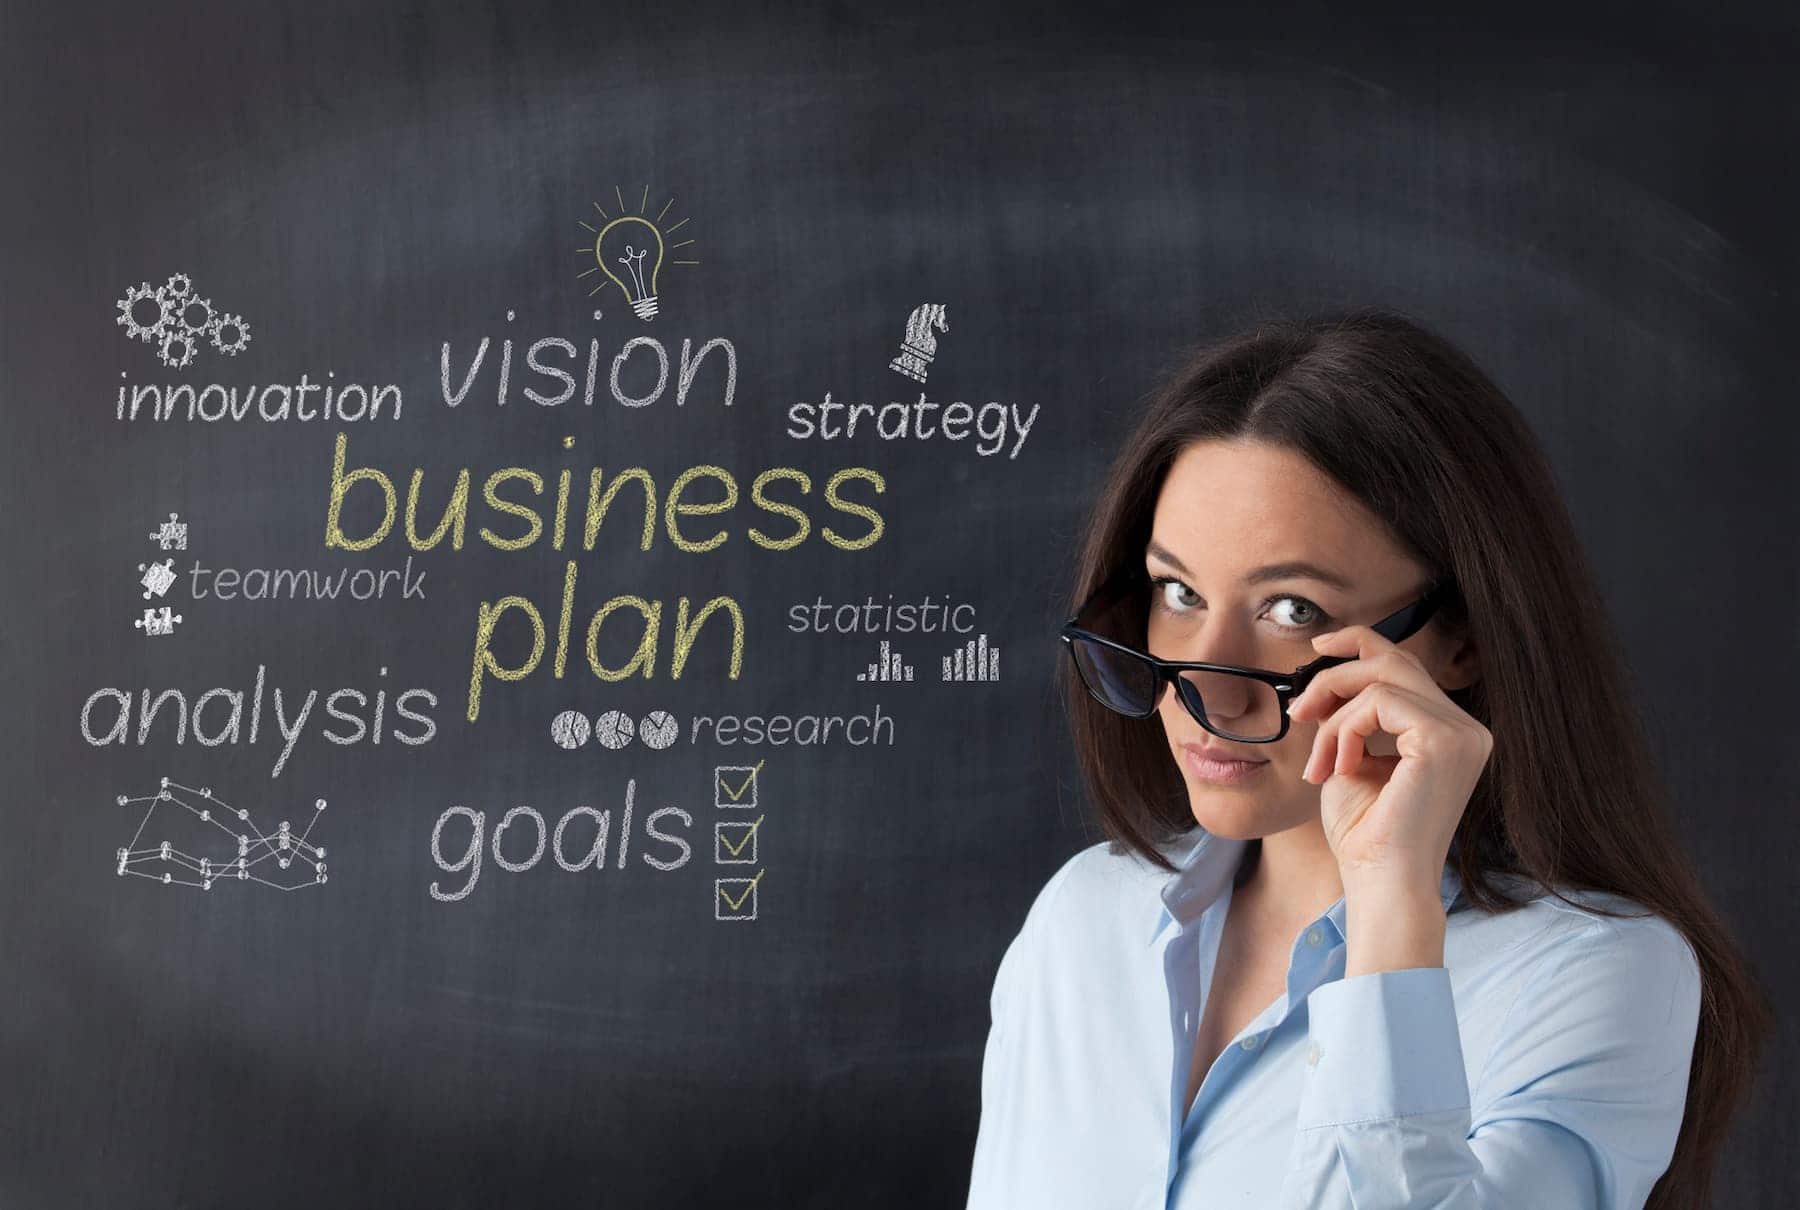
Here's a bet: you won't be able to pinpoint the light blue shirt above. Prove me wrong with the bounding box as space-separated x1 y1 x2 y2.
965 826 1702 1209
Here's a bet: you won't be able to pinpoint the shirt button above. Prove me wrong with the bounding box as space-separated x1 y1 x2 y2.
1239 1034 1260 1051
1305 926 1323 947
1306 1042 1321 1067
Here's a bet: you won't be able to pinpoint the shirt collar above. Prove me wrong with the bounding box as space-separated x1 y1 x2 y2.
1148 829 1464 946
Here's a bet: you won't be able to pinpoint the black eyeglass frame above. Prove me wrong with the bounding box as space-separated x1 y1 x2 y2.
1059 566 1456 743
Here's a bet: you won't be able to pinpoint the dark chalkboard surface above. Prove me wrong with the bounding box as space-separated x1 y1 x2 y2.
3 2 1793 1206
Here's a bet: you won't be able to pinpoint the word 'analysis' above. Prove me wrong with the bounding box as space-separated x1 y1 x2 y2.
79 664 438 778
786 392 1040 459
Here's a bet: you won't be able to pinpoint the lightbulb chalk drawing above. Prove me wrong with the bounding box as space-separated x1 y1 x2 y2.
577 185 700 321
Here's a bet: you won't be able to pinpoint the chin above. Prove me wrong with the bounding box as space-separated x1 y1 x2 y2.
1180 775 1308 840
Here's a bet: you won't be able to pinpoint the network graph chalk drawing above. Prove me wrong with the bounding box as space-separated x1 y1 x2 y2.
3 2 1793 1207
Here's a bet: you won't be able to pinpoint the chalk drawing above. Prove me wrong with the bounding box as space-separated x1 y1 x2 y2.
854 638 914 682
713 760 763 809
148 512 188 550
941 632 1001 682
594 708 636 750
115 777 328 891
550 709 591 749
134 606 182 636
576 185 700 321
639 709 680 749
114 273 253 366
714 815 763 865
889 303 949 383
714 869 764 920
138 559 176 599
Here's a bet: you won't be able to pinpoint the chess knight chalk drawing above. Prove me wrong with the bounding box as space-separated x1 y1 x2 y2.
890 303 949 383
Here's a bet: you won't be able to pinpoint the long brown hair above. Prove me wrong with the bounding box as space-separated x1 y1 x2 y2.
1061 306 1770 1208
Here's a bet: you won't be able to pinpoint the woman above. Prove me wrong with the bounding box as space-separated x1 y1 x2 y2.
964 309 1769 1209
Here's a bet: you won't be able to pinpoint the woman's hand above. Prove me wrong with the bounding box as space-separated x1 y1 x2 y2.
1286 623 1492 974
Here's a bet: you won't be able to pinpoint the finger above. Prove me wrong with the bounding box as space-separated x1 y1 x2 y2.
1309 684 1395 782
1305 681 1445 782
1311 624 1427 670
1290 647 1439 721
1290 629 1438 720
1335 698 1367 776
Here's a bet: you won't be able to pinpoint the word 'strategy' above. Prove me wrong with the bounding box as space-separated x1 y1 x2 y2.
785 392 1040 459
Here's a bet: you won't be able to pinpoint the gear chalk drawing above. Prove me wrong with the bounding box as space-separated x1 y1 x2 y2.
115 778 330 891
114 272 252 366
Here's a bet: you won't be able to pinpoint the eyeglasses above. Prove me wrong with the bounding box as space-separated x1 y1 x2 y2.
1060 566 1454 743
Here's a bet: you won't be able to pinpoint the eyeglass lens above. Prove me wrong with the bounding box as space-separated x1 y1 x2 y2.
1070 637 1286 741
1069 572 1290 741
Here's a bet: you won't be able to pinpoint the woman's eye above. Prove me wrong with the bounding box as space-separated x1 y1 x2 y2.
1151 576 1200 613
1269 595 1326 629
1148 578 1330 631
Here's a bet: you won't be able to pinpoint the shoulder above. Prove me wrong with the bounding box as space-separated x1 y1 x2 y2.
988 834 1181 1004
1535 888 1702 1012
1457 881 1702 1074
1015 833 1184 943
1469 877 1700 982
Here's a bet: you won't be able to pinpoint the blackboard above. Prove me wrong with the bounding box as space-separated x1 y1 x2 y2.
3 2 1793 1206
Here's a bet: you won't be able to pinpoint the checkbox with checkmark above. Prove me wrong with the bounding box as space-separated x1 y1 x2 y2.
714 759 764 809
715 815 763 864
715 869 764 921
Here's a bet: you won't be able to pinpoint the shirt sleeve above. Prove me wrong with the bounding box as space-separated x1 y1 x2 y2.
964 913 1028 1209
964 851 1086 1210
1278 912 1702 1210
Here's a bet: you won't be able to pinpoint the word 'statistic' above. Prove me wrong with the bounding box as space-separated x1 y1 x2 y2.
786 593 978 635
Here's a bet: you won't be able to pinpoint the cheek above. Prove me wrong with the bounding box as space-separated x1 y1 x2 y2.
1155 690 1187 738
1270 721 1314 768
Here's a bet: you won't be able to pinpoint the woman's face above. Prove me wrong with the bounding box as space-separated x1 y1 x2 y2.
1145 437 1472 839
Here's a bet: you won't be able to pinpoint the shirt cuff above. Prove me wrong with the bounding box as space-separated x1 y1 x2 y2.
1296 965 1471 1130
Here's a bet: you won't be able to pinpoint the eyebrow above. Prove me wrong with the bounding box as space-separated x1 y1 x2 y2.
1144 538 1358 592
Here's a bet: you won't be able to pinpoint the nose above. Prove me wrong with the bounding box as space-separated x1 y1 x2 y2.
1157 611 1262 669
1154 619 1268 726
1176 669 1262 727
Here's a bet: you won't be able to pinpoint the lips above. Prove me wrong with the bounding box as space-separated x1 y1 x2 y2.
1179 740 1271 786
1181 741 1268 766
